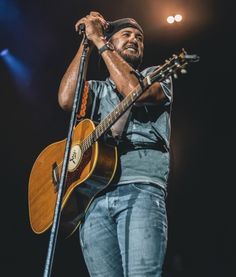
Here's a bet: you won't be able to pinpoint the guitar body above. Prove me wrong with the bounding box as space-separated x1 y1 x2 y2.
28 119 118 238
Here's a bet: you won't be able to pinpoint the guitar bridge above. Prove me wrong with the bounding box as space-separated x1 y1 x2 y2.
52 162 59 192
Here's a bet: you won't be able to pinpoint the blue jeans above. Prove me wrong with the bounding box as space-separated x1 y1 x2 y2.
79 183 168 277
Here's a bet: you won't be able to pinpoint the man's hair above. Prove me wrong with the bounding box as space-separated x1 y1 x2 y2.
104 18 143 40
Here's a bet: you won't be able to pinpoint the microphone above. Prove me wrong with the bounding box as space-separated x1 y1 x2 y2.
78 22 113 36
78 23 86 35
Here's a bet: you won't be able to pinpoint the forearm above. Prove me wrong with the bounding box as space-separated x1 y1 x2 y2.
100 47 140 96
138 82 167 103
99 41 166 103
58 42 92 111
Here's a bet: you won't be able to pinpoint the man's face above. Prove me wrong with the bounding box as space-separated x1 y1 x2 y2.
111 27 144 69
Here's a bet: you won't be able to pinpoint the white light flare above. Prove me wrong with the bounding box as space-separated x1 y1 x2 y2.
175 14 182 22
167 16 175 24
167 14 183 24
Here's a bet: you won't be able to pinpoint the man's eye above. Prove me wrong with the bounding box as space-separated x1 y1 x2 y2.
137 36 143 42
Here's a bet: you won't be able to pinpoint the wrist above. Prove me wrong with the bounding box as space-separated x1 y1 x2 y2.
98 40 115 55
93 36 107 49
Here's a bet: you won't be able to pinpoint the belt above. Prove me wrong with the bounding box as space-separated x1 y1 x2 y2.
117 141 168 154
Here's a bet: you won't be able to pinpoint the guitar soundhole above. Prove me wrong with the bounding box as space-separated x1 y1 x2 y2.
65 148 92 189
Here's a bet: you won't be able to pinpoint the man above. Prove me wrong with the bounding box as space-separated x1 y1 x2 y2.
58 11 172 277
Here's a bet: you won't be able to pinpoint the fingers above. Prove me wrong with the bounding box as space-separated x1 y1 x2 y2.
75 19 84 32
75 12 108 32
89 11 109 30
89 12 108 30
90 11 103 17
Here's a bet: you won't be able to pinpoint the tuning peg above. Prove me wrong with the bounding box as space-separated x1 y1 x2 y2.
181 68 187 74
173 73 178 79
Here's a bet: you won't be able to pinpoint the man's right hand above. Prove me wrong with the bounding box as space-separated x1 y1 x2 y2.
75 11 109 48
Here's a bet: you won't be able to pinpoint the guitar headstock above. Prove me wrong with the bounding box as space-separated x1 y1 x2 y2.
172 48 200 78
151 48 200 82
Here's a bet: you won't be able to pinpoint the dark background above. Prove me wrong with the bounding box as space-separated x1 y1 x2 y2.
0 0 235 276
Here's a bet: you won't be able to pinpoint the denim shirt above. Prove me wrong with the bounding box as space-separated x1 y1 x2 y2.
87 66 173 192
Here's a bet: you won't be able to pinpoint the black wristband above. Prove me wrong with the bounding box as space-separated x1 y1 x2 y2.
98 41 115 55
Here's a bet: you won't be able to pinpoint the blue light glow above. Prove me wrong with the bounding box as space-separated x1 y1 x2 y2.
0 48 9 56
1 49 31 90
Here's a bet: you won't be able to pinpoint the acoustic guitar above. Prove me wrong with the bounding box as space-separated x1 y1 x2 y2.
28 49 199 238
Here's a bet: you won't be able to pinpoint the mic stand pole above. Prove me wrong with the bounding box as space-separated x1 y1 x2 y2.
43 24 90 277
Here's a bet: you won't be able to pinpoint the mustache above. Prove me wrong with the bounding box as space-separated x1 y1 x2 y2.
124 43 138 51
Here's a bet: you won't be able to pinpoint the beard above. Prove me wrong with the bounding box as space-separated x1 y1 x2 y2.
117 50 143 69
98 46 143 73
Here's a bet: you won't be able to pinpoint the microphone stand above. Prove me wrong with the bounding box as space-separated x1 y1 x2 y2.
43 24 90 277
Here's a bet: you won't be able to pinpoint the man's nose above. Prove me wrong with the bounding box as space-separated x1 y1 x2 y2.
128 35 138 44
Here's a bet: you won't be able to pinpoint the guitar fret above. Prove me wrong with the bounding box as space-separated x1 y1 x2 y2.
94 128 99 140
99 123 104 135
81 138 87 152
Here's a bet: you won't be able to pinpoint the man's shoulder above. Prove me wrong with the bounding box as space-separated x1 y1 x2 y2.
87 78 117 100
88 78 114 91
88 79 106 87
88 78 114 86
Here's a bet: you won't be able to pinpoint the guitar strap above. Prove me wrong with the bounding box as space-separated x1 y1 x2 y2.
77 81 89 120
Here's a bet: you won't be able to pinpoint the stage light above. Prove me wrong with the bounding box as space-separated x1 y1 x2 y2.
0 48 9 57
0 49 31 90
167 16 175 24
175 14 182 22
167 14 183 24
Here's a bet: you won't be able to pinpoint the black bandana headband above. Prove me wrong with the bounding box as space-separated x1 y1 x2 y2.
104 18 143 40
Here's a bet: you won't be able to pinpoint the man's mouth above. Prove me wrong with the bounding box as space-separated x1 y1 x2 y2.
124 44 138 52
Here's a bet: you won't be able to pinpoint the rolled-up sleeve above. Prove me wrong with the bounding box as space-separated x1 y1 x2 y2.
160 77 173 106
